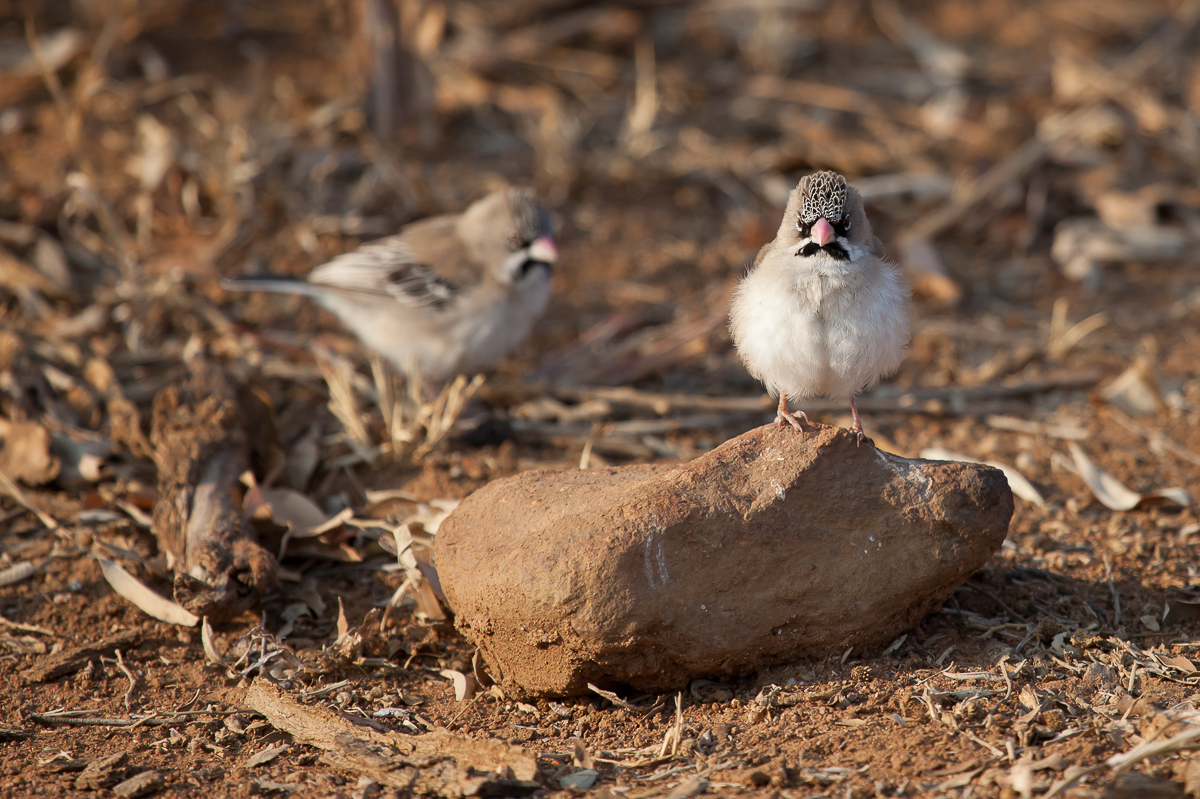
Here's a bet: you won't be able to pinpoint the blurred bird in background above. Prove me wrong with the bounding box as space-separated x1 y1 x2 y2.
223 188 557 381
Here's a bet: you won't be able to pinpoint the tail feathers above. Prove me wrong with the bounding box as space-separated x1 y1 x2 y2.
221 275 322 297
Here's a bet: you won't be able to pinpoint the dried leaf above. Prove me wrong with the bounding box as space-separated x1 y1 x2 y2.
1067 443 1190 510
276 602 312 640
364 488 419 504
1162 654 1197 675
201 617 228 666
1065 443 1142 509
662 776 708 799
0 28 86 76
1101 359 1164 416
335 597 350 643
413 576 447 623
246 744 289 768
0 561 40 587
1106 720 1200 770
940 766 986 790
286 424 322 490
0 419 60 485
559 769 599 790
256 488 331 533
305 507 354 537
0 632 47 655
0 246 64 298
440 669 476 702
1184 756 1200 799
96 556 199 627
32 235 70 293
131 114 177 193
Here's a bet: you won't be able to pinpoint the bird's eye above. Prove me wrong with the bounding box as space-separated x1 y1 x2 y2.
844 218 851 230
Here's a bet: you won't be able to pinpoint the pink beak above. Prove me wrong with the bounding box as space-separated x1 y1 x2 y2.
811 217 835 247
528 235 558 264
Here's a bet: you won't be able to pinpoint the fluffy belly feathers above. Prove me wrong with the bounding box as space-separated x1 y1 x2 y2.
731 266 907 400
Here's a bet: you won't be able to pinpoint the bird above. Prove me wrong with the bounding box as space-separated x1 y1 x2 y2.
729 171 909 444
222 188 557 382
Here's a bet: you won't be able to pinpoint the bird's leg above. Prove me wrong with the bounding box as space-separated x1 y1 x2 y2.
848 394 873 446
774 393 810 432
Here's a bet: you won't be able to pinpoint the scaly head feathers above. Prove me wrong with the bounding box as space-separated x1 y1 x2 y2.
798 171 848 225
774 170 879 261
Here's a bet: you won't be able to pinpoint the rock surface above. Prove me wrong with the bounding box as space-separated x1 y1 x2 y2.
435 423 1014 697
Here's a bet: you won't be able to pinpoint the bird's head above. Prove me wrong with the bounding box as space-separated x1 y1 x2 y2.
461 188 556 285
781 171 875 264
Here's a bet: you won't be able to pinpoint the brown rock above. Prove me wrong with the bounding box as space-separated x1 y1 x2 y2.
435 423 1013 697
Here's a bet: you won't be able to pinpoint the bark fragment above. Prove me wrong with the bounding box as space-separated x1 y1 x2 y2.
150 360 275 619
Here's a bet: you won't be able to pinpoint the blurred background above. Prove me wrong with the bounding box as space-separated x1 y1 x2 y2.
2 0 1199 480
5 5 1200 793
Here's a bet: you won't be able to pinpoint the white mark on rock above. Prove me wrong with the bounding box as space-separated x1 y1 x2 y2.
868 535 875 542
643 525 669 589
875 449 934 501
701 604 707 612
875 448 912 472
758 447 785 462
771 480 786 500
643 536 657 588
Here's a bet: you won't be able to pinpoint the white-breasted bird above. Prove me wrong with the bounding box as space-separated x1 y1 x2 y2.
223 188 557 381
729 171 909 443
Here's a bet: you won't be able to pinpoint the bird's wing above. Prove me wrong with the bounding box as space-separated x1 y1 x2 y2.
395 215 489 289
868 232 886 258
746 240 776 274
307 229 473 311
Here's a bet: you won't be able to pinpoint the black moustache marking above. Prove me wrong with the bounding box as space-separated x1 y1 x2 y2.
519 259 554 277
798 242 850 261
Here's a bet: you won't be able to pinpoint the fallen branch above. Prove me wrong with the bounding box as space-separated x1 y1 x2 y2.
245 681 540 796
150 359 276 619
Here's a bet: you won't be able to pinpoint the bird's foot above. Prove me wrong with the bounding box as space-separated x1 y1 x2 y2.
775 408 810 432
848 424 874 447
847 394 872 446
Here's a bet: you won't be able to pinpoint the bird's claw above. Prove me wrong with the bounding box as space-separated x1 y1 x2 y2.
775 409 810 432
850 427 874 447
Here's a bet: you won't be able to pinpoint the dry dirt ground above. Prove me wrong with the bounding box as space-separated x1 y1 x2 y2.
4 0 1200 797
